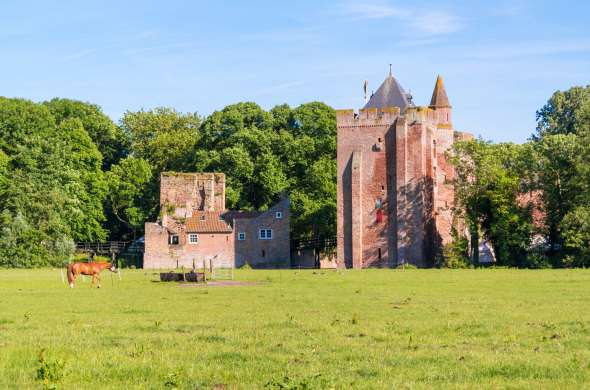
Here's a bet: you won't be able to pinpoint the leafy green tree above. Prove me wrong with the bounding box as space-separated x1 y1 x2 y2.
197 102 336 238
0 98 95 266
533 134 584 251
121 107 201 172
44 98 128 169
531 85 590 265
535 85 590 138
450 139 533 266
105 157 153 239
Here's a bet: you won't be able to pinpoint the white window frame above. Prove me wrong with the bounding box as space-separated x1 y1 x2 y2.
188 233 198 244
169 234 179 245
275 211 283 219
238 232 246 241
259 229 273 240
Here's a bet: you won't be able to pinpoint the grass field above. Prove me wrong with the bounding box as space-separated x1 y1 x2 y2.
1 268 590 389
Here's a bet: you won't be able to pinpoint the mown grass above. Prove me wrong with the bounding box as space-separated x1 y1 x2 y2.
0 268 589 389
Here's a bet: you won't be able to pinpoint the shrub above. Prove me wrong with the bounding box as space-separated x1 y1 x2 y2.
441 236 470 268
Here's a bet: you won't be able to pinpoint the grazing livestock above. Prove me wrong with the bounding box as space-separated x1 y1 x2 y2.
67 261 116 288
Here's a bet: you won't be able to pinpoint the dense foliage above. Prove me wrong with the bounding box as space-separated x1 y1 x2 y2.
450 84 590 267
0 98 107 267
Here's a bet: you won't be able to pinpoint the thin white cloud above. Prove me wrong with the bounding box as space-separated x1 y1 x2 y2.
343 1 409 19
410 10 462 36
340 1 462 37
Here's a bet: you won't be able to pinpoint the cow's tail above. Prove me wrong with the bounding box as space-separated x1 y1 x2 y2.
67 264 75 288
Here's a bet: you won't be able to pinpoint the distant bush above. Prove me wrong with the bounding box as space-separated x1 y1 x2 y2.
525 251 552 269
441 235 470 269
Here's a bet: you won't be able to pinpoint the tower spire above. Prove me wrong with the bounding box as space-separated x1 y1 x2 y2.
429 75 451 108
389 64 392 76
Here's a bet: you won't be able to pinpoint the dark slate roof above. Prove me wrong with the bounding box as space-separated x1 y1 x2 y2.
429 75 451 108
364 73 413 111
185 211 233 233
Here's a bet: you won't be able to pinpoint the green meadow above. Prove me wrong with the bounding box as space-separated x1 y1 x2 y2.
1 268 589 389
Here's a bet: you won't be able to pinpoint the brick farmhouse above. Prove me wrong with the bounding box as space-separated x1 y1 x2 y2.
143 172 290 269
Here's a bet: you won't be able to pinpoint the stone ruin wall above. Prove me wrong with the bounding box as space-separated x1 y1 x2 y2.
159 172 226 217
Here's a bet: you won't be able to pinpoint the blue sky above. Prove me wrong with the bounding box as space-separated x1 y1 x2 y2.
1 0 589 142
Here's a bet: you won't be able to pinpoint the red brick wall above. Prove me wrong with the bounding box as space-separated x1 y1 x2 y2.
143 222 235 269
233 197 290 268
337 108 399 268
337 105 470 268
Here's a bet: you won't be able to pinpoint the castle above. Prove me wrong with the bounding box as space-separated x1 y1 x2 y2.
336 72 472 268
143 172 290 269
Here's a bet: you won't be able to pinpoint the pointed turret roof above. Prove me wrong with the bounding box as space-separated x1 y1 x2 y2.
364 71 413 111
429 75 451 108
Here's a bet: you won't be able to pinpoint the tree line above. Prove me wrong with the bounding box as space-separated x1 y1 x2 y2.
448 85 590 268
1 84 588 268
0 99 335 267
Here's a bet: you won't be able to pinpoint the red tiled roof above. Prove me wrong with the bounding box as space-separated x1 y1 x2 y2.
185 211 233 233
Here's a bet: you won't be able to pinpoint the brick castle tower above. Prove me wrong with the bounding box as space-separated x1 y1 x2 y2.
336 71 472 268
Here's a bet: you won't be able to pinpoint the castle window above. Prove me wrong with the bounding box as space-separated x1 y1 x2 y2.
381 185 385 191
169 234 179 245
259 229 273 240
238 232 246 241
262 250 266 258
275 211 283 219
188 233 198 244
378 248 382 260
200 215 206 221
378 137 382 143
